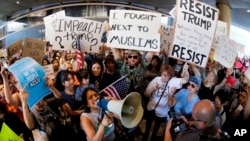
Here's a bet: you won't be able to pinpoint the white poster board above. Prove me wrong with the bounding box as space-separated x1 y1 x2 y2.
42 64 55 79
107 10 161 52
213 35 238 68
43 10 66 45
170 0 219 68
51 16 105 53
212 20 227 49
160 25 174 53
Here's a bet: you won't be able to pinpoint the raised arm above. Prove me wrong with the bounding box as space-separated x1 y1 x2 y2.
164 119 173 141
45 76 62 99
180 62 189 84
213 68 233 94
80 113 113 141
20 86 35 130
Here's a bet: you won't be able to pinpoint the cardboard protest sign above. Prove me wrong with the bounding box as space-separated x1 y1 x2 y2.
0 49 3 57
42 64 55 79
7 57 51 108
170 0 219 68
51 16 105 53
160 25 174 54
43 10 66 45
213 35 238 68
107 10 161 52
7 39 23 59
22 37 46 65
0 122 24 141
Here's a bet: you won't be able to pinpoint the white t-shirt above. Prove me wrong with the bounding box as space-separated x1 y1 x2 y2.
146 76 182 117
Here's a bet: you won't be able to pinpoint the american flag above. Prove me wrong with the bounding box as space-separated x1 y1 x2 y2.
77 35 83 69
100 75 129 100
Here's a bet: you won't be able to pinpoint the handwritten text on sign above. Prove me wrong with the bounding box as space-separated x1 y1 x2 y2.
7 39 23 58
43 10 66 45
107 10 161 52
213 35 239 68
22 37 45 65
53 17 105 52
161 25 174 53
171 0 219 68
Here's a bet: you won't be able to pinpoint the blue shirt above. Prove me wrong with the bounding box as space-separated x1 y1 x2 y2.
174 89 200 117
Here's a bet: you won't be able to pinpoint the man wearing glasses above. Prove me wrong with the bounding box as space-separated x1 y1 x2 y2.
165 99 223 141
119 50 148 95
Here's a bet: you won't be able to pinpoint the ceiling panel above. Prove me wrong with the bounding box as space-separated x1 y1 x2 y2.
0 0 249 32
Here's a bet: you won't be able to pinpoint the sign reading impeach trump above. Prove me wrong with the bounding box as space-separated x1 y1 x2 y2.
170 0 219 68
52 16 105 53
107 10 161 52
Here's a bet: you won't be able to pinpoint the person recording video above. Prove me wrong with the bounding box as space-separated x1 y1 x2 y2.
164 99 228 141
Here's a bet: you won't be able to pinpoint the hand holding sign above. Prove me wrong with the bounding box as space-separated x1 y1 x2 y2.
7 57 51 108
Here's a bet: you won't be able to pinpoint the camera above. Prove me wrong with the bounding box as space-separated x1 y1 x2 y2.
168 107 187 137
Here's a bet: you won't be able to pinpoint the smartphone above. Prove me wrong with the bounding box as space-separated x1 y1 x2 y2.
0 57 8 68
236 104 243 111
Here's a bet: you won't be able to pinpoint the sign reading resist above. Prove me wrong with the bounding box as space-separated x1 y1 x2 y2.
170 0 219 68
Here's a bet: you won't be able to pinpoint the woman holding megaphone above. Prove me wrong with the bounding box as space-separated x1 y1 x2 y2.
80 87 116 141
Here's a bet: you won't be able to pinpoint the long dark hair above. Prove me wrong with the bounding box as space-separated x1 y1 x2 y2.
88 59 104 86
147 55 162 71
81 87 98 113
54 70 74 92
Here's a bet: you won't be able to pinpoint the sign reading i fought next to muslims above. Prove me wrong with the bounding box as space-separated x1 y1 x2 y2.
107 10 161 52
170 0 219 68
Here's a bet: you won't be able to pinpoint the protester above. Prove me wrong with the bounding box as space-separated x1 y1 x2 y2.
142 63 189 141
80 87 115 141
20 85 75 141
198 68 233 101
227 89 250 141
75 69 99 102
99 54 121 90
88 59 104 90
164 99 223 141
145 55 162 83
169 76 202 118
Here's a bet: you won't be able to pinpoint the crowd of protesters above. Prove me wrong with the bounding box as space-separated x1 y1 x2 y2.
0 42 250 141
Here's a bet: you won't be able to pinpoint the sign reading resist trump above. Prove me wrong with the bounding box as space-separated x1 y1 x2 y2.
107 10 161 52
170 0 219 68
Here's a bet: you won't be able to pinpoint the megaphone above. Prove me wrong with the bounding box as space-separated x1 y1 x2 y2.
97 92 144 128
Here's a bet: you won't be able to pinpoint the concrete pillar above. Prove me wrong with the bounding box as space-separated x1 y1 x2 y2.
216 0 231 37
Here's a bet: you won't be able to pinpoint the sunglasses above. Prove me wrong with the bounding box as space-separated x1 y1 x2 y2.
128 55 138 59
187 82 196 88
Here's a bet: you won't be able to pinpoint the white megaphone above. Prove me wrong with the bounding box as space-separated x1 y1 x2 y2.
97 92 144 128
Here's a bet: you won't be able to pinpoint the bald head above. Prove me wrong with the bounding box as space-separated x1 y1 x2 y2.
192 99 216 126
